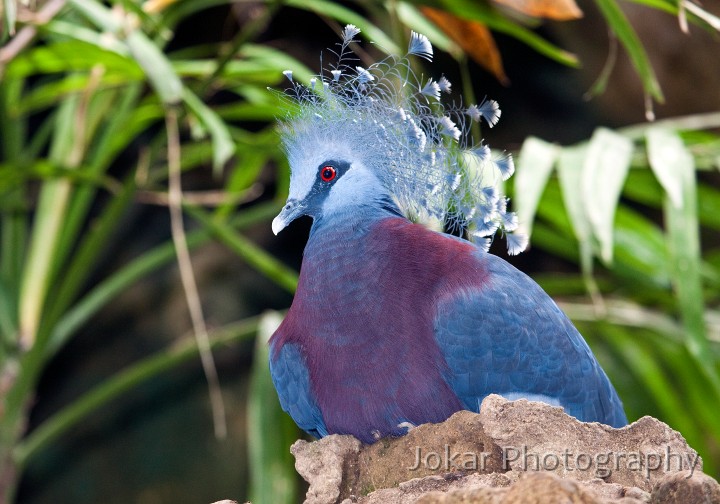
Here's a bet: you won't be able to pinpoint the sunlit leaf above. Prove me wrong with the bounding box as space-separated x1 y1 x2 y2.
514 136 559 239
557 145 591 245
3 0 17 36
492 0 583 20
182 88 236 175
68 0 123 33
582 127 633 264
5 41 141 79
143 0 180 14
126 31 183 105
646 128 687 209
437 0 579 67
420 6 508 83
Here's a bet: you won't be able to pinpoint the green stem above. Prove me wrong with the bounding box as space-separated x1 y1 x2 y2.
618 111 720 140
186 206 298 293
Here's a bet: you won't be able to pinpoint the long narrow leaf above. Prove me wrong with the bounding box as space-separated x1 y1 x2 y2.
182 88 235 174
247 312 299 504
602 327 704 445
661 130 720 397
39 177 136 350
594 0 663 101
514 136 559 239
646 127 684 208
68 0 123 32
0 278 17 345
284 0 401 54
3 0 16 36
557 146 592 248
187 207 298 293
126 31 183 105
582 127 633 264
18 98 78 347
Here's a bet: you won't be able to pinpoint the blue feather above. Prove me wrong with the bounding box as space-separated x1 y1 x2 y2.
270 343 329 438
434 251 626 426
493 154 515 181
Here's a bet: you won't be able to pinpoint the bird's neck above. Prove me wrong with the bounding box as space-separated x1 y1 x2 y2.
308 199 403 241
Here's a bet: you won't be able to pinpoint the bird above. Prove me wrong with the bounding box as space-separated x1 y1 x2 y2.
268 25 627 444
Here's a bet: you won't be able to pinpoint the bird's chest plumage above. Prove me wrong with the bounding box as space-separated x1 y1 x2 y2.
270 217 486 441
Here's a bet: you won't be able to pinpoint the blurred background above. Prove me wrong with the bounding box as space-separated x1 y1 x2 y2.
0 0 719 502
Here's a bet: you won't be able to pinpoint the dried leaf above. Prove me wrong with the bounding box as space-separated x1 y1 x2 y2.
421 6 508 84
492 0 583 20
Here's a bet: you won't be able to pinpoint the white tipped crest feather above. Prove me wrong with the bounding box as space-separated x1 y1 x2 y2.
275 24 524 254
438 76 452 94
342 24 360 42
421 79 441 101
408 31 433 61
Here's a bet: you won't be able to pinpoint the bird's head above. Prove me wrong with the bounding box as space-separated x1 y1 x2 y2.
271 134 392 235
271 25 528 254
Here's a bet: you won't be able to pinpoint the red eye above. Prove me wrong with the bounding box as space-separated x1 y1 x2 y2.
320 166 337 182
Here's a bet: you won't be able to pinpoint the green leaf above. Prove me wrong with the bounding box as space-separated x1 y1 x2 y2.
186 207 298 293
662 132 720 397
557 146 591 245
514 136 559 239
284 0 401 55
182 88 236 174
237 44 315 84
613 206 670 287
582 127 633 264
5 41 142 80
18 97 80 347
602 327 705 446
247 312 299 504
3 0 17 36
0 277 17 343
68 0 123 33
594 0 663 102
43 19 130 56
646 127 686 208
126 31 183 105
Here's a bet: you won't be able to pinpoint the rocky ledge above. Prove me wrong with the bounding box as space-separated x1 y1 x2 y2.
290 395 720 504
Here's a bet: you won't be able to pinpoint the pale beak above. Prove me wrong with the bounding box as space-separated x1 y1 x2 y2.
272 199 305 235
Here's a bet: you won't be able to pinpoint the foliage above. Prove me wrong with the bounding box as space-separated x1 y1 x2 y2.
0 0 718 502
0 0 302 501
513 118 720 476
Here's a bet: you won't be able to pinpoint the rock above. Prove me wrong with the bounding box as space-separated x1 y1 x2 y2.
291 436 362 504
479 395 702 491
651 470 720 503
290 395 718 504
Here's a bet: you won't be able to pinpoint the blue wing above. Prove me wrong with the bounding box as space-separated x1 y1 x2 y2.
269 343 329 438
434 251 627 427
